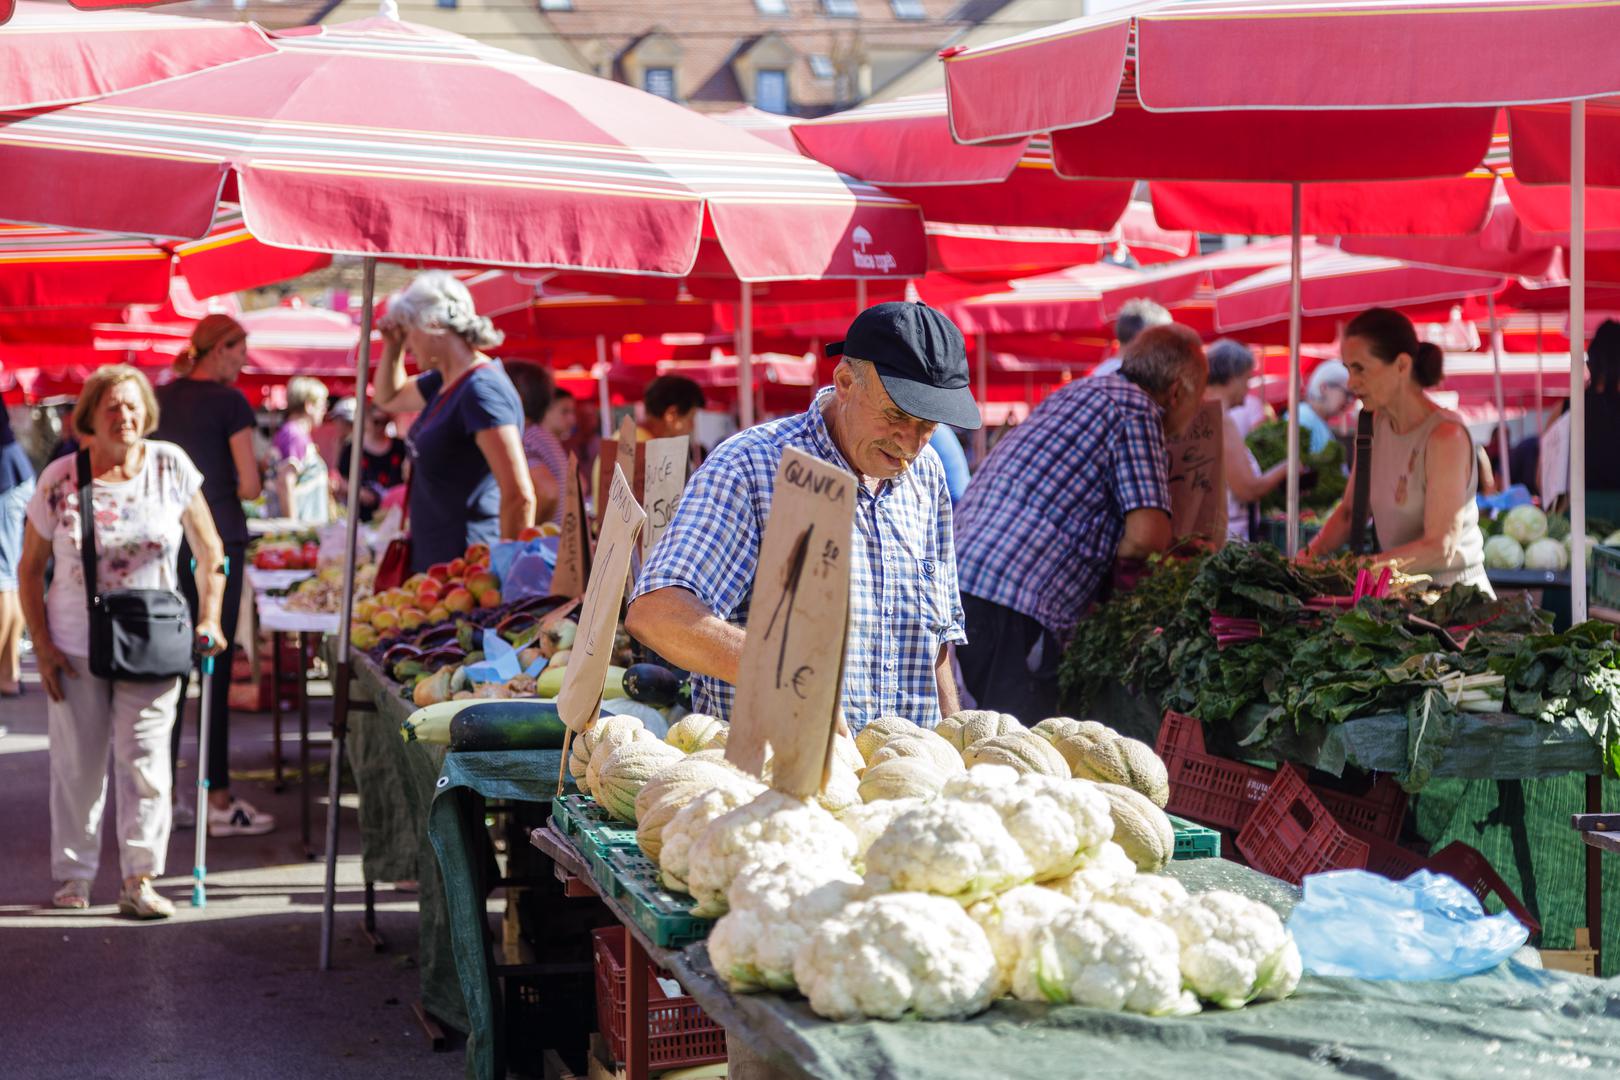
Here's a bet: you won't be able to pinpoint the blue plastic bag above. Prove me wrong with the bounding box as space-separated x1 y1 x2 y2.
1477 483 1532 514
1288 869 1528 980
462 628 546 685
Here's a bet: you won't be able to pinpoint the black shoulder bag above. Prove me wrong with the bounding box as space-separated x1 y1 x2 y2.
78 450 193 680
1348 410 1377 556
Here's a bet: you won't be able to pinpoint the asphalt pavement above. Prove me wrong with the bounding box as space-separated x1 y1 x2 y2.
0 653 461 1080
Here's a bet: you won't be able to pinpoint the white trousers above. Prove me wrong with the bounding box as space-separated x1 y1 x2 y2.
47 656 179 882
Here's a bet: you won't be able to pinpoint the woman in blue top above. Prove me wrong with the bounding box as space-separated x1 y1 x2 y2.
0 397 36 698
373 272 535 573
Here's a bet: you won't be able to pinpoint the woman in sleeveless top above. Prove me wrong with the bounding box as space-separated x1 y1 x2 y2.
1303 308 1491 592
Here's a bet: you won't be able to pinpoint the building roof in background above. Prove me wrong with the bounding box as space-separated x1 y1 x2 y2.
873 0 1085 101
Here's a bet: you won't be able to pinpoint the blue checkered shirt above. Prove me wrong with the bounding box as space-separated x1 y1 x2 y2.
632 388 965 732
954 375 1170 640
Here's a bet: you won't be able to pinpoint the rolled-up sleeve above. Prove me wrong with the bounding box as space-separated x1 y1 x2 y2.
632 452 760 621
934 471 967 646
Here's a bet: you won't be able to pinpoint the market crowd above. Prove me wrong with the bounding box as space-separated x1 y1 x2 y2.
6 265 1579 919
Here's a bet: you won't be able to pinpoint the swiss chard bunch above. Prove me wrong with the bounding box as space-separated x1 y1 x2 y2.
1487 621 1620 775
1057 552 1208 712
1246 419 1348 513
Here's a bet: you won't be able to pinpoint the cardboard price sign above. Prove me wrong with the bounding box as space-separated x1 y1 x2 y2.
641 435 689 560
726 448 854 797
556 464 646 743
1165 400 1227 546
552 452 591 600
596 416 643 527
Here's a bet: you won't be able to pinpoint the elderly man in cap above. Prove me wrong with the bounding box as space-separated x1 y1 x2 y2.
627 302 981 733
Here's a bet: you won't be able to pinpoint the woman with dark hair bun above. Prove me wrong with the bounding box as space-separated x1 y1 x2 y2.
1304 307 1490 591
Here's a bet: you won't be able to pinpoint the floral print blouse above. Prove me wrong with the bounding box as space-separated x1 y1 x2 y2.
25 441 203 657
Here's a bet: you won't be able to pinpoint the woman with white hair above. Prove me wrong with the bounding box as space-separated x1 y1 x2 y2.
1296 359 1352 455
374 271 534 572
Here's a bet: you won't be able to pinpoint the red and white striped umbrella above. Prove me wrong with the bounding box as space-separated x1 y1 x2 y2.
0 3 274 104
0 17 924 282
790 92 1131 231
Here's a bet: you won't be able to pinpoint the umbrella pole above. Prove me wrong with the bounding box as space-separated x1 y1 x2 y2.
321 255 377 972
1487 294 1512 489
596 335 611 438
739 282 755 429
1285 183 1303 557
1536 315 1546 438
855 278 867 313
975 335 989 463
1570 100 1588 625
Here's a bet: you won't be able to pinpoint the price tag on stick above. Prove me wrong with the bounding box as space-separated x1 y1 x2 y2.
726 448 854 797
555 465 646 790
552 452 591 600
641 435 689 560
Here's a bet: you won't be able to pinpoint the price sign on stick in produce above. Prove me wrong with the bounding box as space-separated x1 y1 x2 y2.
555 465 646 792
640 435 689 560
1165 400 1227 547
552 452 592 600
726 448 855 798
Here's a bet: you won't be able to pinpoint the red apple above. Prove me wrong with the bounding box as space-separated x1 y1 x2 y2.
464 543 490 566
426 562 453 583
518 525 544 542
443 587 475 614
398 607 429 631
448 558 467 579
479 588 502 609
427 604 450 624
466 570 500 600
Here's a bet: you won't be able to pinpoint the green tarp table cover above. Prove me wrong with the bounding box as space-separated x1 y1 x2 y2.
665 860 1620 1080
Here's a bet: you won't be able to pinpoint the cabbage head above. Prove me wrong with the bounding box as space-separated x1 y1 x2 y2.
1502 506 1549 546
1483 535 1524 570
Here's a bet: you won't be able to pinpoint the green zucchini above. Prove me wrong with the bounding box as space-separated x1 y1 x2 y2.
401 700 572 750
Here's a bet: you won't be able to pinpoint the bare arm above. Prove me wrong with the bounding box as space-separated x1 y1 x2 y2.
1118 507 1173 560
373 326 427 414
274 459 298 519
476 425 536 540
935 645 960 718
18 523 75 701
1223 413 1287 502
626 586 745 686
1374 422 1476 574
230 428 262 501
180 490 228 654
529 462 560 524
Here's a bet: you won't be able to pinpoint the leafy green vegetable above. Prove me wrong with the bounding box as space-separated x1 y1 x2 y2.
1246 419 1348 513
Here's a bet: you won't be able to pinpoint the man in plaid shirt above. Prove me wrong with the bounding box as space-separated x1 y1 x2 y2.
954 324 1209 720
627 302 982 733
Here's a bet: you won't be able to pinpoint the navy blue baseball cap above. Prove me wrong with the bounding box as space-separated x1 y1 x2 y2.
825 301 982 430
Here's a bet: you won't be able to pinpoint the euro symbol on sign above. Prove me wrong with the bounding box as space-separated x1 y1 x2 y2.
790 665 814 699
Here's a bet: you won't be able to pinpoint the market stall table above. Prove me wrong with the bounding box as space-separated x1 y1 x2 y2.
254 592 336 856
530 821 1620 1080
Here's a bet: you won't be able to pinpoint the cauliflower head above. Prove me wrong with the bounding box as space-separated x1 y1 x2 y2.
1105 874 1190 920
1042 841 1137 905
942 767 1114 881
705 861 863 993
793 892 1001 1021
1164 890 1303 1008
659 785 756 893
862 800 1034 905
1016 902 1198 1016
685 790 856 917
836 797 927 865
967 884 1077 991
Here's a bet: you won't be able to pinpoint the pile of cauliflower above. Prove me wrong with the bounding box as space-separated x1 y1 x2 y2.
572 708 1303 1023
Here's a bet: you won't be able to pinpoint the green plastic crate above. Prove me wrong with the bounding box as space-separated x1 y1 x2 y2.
552 795 637 860
603 847 716 948
1171 814 1220 860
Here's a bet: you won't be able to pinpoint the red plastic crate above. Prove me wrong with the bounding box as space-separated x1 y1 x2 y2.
591 926 726 1071
1154 712 1276 832
1315 775 1409 844
1427 841 1541 933
1236 764 1370 886
1357 829 1428 881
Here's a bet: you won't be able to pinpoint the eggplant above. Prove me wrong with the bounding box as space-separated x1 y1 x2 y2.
382 643 425 668
418 647 467 671
623 663 683 708
455 622 478 653
416 624 460 650
495 611 540 640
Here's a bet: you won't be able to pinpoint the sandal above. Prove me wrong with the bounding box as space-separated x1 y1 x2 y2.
52 880 91 910
117 878 174 920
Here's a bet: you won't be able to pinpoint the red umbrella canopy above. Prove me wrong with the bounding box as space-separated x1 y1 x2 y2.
1214 248 1506 343
0 17 924 282
0 2 274 103
0 206 329 311
790 92 1132 230
943 0 1620 182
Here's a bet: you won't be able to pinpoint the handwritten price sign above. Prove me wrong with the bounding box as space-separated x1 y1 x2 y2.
641 435 689 560
726 448 854 796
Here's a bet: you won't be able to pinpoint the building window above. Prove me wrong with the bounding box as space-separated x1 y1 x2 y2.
436 0 457 8
890 0 924 17
540 0 573 9
756 69 789 114
644 67 676 100
754 0 789 13
808 54 836 80
822 0 858 16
